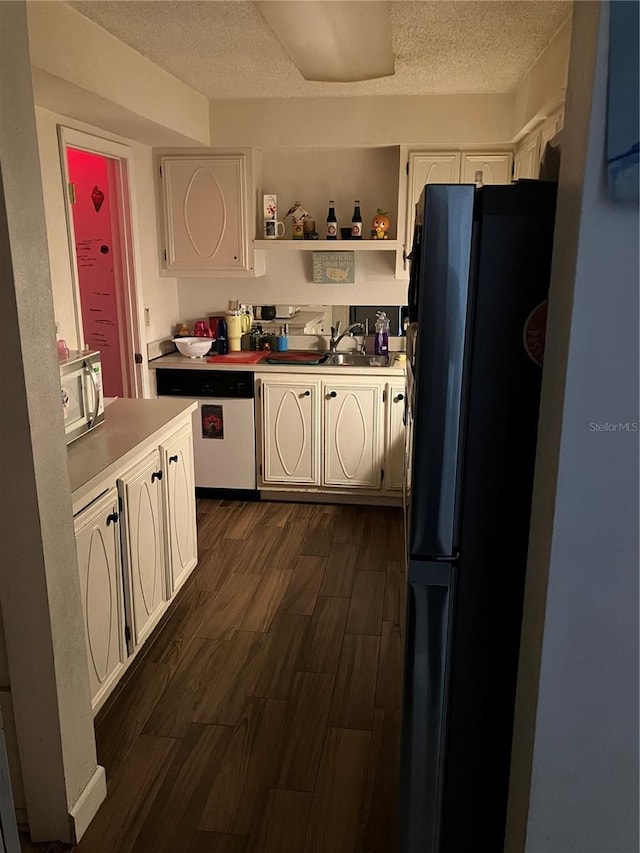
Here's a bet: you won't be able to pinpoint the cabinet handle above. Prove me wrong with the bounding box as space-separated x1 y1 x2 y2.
303 390 311 397
395 393 405 402
329 391 337 398
169 454 179 464
106 512 119 526
151 470 163 483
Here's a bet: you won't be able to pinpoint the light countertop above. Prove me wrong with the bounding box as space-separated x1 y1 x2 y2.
150 353 406 376
68 398 197 506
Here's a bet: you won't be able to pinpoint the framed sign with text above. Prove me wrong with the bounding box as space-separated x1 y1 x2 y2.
312 251 355 284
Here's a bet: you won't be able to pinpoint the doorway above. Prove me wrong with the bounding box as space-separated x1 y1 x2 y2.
59 128 144 399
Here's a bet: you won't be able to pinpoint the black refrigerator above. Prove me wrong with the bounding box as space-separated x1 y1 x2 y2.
400 181 557 852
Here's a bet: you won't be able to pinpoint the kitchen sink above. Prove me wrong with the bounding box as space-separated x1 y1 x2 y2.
323 352 392 367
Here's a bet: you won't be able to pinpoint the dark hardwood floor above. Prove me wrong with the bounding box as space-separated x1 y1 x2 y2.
21 499 406 853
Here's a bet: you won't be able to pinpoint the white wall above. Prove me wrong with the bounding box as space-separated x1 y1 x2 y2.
35 108 180 363
0 3 103 841
512 16 572 140
506 2 639 851
176 251 407 323
211 92 515 149
175 144 409 320
27 1 210 147
187 36 569 323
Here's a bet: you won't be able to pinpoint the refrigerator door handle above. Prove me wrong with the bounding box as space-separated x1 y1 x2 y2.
426 552 459 563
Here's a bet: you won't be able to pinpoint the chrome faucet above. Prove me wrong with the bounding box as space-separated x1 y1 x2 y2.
328 321 365 353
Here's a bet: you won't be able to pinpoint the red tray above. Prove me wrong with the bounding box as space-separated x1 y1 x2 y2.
206 351 267 364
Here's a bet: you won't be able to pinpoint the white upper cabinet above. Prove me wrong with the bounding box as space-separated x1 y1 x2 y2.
514 135 541 180
260 378 321 486
323 381 382 489
74 488 127 711
405 152 462 257
399 149 514 277
160 154 251 274
460 153 513 185
538 110 564 162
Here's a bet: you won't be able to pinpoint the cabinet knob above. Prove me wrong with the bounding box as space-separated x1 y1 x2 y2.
151 470 163 483
395 393 405 402
329 391 337 399
169 454 179 464
106 511 119 526
303 390 311 397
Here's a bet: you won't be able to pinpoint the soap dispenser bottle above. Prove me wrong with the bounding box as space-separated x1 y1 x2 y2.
374 311 389 356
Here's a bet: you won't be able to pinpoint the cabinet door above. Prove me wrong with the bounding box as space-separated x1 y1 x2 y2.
161 426 198 596
461 153 513 185
161 155 248 273
538 111 563 163
261 379 320 486
323 381 382 489
513 135 541 180
118 450 167 649
385 384 406 492
405 152 461 257
74 488 127 712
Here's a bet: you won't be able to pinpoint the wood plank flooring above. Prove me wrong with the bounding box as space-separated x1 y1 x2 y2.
20 499 405 853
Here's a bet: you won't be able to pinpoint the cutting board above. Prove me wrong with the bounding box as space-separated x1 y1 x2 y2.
206 351 267 364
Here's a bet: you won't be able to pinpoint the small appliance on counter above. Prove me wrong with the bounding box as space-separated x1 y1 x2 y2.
275 305 298 319
59 350 104 444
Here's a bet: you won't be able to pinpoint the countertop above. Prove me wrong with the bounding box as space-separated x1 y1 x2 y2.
68 398 197 504
150 352 406 376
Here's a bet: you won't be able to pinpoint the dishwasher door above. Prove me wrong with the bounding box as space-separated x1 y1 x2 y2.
155 369 257 492
187 397 256 490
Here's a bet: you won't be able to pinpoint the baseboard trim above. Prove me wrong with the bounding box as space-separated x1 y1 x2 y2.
195 487 260 502
69 764 106 843
261 489 402 507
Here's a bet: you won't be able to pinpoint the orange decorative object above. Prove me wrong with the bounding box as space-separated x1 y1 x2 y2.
372 208 390 239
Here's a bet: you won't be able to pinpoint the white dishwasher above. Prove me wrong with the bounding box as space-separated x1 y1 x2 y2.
156 369 257 497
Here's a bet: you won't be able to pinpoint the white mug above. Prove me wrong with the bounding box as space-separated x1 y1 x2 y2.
263 219 285 239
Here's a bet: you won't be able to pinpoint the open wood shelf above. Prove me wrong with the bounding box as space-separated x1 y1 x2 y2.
253 239 402 252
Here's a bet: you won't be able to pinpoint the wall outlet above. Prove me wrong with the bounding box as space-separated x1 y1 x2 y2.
144 307 150 327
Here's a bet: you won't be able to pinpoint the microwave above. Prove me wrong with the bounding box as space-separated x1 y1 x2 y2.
60 350 105 444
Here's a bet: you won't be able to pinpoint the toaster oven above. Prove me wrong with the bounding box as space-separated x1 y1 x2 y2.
59 350 105 444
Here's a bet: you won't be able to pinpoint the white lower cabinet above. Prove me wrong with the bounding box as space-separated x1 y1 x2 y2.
258 372 403 496
385 384 406 491
161 426 198 595
73 414 198 713
323 381 382 489
118 450 167 650
261 379 320 485
74 489 127 712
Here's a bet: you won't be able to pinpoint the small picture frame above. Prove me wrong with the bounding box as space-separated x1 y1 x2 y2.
263 194 277 220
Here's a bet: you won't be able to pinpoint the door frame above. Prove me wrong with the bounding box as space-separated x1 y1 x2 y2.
58 126 146 398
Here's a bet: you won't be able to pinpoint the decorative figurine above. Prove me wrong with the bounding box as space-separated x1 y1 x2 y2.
372 208 390 239
286 201 311 239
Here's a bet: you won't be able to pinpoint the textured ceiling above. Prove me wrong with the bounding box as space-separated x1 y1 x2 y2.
68 0 572 100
